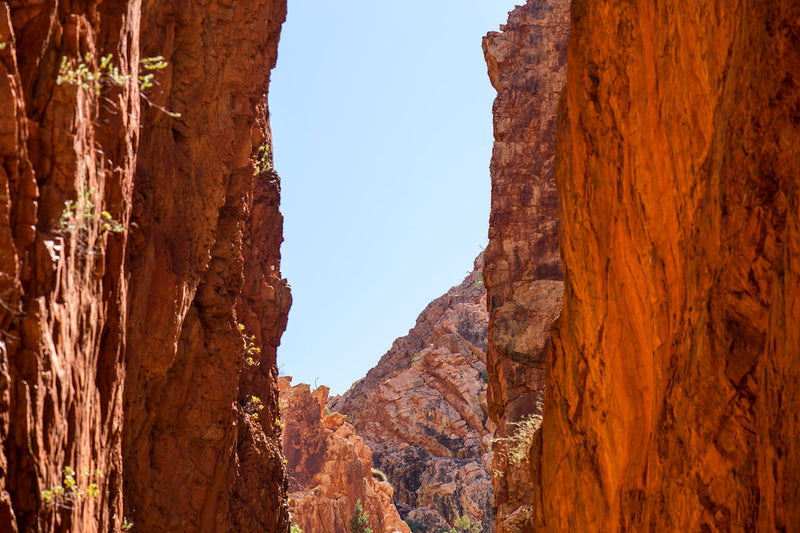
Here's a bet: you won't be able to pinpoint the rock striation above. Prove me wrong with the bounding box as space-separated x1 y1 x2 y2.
279 378 411 533
520 0 800 530
0 1 290 531
482 1 569 531
330 258 493 533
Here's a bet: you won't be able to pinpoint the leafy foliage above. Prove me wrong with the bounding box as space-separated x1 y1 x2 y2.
41 466 101 510
349 499 373 533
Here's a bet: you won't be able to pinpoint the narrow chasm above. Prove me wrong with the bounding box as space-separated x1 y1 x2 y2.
2 0 799 532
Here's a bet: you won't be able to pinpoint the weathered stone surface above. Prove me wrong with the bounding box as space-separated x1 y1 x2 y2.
330 258 494 532
0 0 290 531
538 0 800 530
123 1 290 531
280 378 411 533
0 2 142 530
482 1 569 531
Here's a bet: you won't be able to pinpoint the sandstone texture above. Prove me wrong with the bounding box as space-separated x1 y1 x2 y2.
536 0 800 530
0 0 290 531
280 378 411 533
482 1 569 531
330 258 493 533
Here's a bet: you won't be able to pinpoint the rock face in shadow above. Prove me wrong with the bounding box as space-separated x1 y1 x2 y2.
329 258 493 533
279 378 411 533
0 1 290 531
538 0 800 530
482 1 569 531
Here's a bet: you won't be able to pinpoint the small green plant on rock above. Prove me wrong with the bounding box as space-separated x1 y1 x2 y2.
370 467 387 482
57 53 180 117
253 142 272 175
495 405 543 467
59 186 123 235
349 499 373 533
243 395 264 420
445 515 481 533
41 466 101 510
237 323 261 367
121 517 134 531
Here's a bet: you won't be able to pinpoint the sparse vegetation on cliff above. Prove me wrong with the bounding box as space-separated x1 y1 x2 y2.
444 514 481 533
349 499 373 533
40 466 101 510
504 410 543 466
59 186 124 235
57 52 180 117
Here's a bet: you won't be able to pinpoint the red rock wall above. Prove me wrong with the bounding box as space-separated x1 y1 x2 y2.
540 0 800 530
0 0 290 531
482 1 568 531
123 1 290 531
280 378 411 533
0 2 142 530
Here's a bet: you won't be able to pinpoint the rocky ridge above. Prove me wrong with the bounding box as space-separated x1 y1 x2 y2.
482 1 569 531
329 257 493 533
0 1 290 531
279 378 411 533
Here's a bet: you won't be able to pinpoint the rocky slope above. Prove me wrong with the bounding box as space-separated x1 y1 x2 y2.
279 378 411 533
482 1 569 531
495 0 800 530
0 1 290 531
329 258 493 533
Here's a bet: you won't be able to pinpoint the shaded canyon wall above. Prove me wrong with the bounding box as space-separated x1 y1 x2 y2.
0 0 290 531
482 1 568 531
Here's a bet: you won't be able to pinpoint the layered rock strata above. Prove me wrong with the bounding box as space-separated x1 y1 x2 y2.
482 1 569 531
538 0 800 530
0 1 290 531
279 378 411 533
330 258 493 533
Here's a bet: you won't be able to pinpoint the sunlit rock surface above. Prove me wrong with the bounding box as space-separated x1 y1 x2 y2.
0 1 290 531
330 257 494 532
280 378 411 533
539 0 800 530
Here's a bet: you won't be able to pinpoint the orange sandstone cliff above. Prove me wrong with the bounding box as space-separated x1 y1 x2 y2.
279 378 411 533
330 258 493 533
482 1 568 531
506 0 800 530
0 0 289 531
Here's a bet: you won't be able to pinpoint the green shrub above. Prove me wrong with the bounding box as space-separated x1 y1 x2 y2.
404 518 428 532
57 53 180 117
41 466 101 509
349 499 373 533
370 467 387 482
444 514 481 533
58 186 123 235
505 411 542 466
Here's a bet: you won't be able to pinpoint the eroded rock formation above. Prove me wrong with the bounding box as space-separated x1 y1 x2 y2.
537 0 800 529
279 378 411 533
482 1 568 531
0 1 289 531
330 258 493 533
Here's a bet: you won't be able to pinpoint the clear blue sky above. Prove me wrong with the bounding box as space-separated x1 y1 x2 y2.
271 1 513 394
